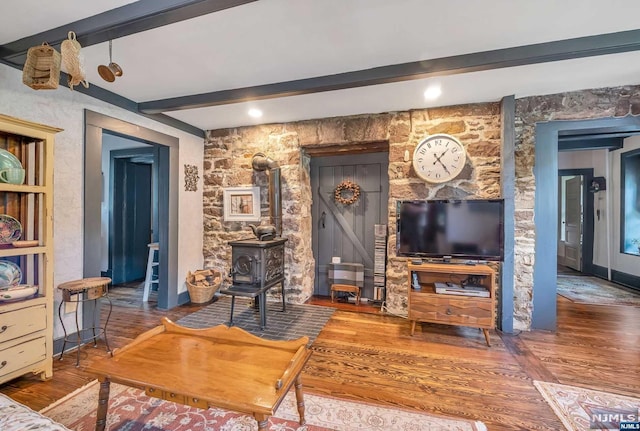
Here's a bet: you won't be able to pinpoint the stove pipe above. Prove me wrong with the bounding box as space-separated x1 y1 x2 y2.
251 153 282 237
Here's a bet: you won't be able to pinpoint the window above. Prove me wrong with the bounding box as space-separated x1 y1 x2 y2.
620 149 640 255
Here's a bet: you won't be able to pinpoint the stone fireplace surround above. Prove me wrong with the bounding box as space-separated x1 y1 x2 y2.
203 84 640 331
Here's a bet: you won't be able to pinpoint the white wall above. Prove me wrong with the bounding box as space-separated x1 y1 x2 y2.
0 63 204 339
558 149 609 266
558 145 640 279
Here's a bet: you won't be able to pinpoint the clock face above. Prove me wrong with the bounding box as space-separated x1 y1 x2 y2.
412 134 467 183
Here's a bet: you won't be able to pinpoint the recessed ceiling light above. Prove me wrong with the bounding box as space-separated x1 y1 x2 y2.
423 85 442 101
248 108 263 118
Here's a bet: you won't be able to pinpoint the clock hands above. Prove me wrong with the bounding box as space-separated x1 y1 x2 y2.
432 148 449 165
439 160 451 175
432 149 451 175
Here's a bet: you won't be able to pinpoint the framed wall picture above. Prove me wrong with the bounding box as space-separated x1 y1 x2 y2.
223 186 261 221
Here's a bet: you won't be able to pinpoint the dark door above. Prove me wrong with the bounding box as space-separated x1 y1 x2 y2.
111 158 152 284
311 152 389 299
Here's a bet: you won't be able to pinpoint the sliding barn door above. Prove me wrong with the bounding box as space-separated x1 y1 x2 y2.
311 152 389 299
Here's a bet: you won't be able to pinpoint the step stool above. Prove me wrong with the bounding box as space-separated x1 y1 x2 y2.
143 242 159 302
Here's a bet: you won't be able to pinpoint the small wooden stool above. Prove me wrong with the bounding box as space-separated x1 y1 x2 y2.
143 242 159 302
331 283 361 304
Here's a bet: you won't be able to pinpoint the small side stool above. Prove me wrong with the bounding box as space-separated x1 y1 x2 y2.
143 242 159 302
57 277 113 366
328 262 364 304
331 284 361 304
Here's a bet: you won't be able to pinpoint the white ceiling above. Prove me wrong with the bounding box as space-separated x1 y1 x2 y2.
2 0 640 131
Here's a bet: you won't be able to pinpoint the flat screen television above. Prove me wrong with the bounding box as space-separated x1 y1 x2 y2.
396 199 504 261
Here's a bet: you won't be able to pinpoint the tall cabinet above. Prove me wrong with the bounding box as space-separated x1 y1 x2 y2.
0 114 59 384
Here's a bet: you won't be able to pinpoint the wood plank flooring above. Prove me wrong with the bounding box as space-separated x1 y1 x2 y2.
2 291 639 430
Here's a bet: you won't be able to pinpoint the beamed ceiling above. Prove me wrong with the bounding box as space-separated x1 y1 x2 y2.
2 0 640 138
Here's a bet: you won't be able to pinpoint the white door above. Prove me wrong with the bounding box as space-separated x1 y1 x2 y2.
564 176 583 271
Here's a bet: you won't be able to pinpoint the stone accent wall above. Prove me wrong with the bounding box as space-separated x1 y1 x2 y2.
513 85 640 330
204 103 502 311
385 105 502 314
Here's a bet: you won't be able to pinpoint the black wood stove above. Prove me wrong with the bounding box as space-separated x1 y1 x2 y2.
221 237 287 329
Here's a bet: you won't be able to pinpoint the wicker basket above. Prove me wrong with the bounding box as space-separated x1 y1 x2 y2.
22 43 61 90
61 31 88 90
186 269 221 304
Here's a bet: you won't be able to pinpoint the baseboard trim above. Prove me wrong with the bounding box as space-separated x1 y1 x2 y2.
53 336 65 356
178 290 191 305
591 265 640 292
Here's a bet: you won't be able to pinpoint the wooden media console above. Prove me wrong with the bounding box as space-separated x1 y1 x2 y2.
407 262 496 346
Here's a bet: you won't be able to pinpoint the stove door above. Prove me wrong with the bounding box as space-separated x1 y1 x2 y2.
232 254 257 284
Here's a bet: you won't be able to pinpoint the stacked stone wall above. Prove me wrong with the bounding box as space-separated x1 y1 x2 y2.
203 85 640 329
204 103 502 311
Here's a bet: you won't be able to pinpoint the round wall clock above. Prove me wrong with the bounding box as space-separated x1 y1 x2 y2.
412 133 467 183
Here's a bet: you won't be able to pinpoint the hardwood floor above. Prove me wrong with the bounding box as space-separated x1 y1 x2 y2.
2 293 639 430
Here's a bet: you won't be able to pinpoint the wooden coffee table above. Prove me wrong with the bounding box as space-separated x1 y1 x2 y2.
87 317 311 431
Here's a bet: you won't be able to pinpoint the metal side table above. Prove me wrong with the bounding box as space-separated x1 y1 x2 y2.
57 277 113 366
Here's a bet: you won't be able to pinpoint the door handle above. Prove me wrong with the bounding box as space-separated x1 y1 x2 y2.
320 211 326 229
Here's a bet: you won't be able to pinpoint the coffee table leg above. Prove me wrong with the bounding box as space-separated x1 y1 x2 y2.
295 376 306 425
95 378 111 431
255 415 269 431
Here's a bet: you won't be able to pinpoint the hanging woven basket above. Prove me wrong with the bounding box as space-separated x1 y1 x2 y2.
22 43 61 90
61 31 89 90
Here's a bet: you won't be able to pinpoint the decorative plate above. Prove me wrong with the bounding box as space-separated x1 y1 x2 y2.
0 260 22 288
0 148 22 170
0 284 38 302
0 215 22 244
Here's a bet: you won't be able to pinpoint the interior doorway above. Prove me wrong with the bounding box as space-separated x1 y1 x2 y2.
557 169 595 275
83 110 180 340
310 151 389 303
535 116 640 330
109 147 155 286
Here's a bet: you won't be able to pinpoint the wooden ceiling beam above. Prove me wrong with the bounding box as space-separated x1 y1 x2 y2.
0 0 257 63
138 29 640 114
304 141 389 157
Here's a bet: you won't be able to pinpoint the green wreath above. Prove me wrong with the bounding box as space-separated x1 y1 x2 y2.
334 180 361 205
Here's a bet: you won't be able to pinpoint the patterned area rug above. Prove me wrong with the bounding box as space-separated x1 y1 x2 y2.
557 275 640 306
40 380 487 431
534 381 640 431
177 296 335 345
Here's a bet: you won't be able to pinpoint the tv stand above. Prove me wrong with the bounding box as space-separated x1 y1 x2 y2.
407 262 496 346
